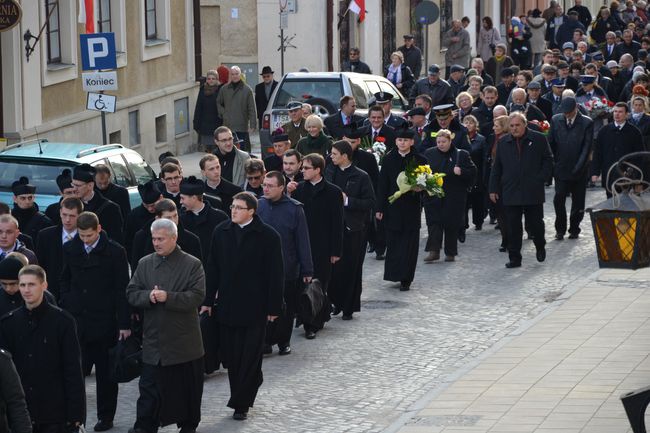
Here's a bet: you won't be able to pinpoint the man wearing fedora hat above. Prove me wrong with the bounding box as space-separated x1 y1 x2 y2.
255 66 278 129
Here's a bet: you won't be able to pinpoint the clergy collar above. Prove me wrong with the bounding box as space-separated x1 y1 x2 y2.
192 203 206 216
206 179 221 189
338 163 352 171
238 218 254 228
310 176 323 186
166 189 179 197
615 121 626 128
398 149 411 156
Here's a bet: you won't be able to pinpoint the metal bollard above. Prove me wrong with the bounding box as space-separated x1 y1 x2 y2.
621 385 650 433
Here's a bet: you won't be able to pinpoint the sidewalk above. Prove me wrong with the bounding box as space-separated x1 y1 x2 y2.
390 266 650 433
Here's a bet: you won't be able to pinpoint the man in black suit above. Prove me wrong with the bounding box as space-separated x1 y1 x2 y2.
35 197 83 300
527 81 553 120
94 164 131 226
365 105 396 153
323 95 364 140
548 98 593 240
373 91 407 129
489 112 554 268
542 78 566 116
254 66 278 129
201 153 243 213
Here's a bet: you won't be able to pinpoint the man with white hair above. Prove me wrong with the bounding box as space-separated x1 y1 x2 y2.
509 88 546 121
471 57 494 86
126 218 206 433
443 20 471 77
217 66 257 152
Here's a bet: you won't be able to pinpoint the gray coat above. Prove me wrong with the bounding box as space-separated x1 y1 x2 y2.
127 246 205 366
443 28 471 68
217 81 257 131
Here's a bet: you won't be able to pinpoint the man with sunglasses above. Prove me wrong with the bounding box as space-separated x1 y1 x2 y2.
341 47 372 74
243 159 266 198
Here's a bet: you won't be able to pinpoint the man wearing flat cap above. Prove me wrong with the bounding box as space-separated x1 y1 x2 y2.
45 169 76 226
71 163 124 245
255 66 278 129
448 65 466 98
10 177 53 243
124 180 163 261
282 101 309 148
324 95 364 140
409 64 454 107
35 196 84 300
407 107 430 150
398 34 422 79
548 97 593 240
179 176 229 268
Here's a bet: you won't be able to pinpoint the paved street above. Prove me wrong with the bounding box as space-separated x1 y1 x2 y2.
86 187 608 433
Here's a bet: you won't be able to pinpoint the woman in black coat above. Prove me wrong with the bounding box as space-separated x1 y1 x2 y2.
462 115 488 230
423 129 477 262
385 51 415 98
193 70 222 152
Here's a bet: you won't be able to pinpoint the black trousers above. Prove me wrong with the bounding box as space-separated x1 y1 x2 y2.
81 337 118 421
426 222 460 256
553 178 587 236
371 217 386 255
467 187 486 227
134 359 204 432
330 229 366 315
220 323 265 411
504 204 546 263
267 279 300 347
494 198 509 248
33 424 66 433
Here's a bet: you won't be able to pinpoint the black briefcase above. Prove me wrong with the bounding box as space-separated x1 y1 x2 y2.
108 334 142 383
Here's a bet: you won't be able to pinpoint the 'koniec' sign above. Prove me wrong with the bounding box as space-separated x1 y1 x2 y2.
0 0 21 33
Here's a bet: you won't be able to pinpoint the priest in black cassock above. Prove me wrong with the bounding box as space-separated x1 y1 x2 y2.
375 126 427 291
45 169 75 225
325 141 375 319
94 164 131 225
10 177 53 243
124 180 163 261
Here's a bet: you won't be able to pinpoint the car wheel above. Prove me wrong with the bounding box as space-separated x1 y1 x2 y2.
305 97 336 118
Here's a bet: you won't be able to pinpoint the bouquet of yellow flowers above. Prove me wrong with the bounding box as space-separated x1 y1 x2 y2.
388 161 445 204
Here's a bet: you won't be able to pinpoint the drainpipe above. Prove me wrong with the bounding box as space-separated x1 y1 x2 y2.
193 0 202 81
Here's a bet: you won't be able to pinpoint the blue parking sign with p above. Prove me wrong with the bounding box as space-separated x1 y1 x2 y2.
80 33 117 71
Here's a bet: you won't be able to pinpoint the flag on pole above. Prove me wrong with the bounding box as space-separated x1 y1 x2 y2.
78 0 95 34
348 0 365 23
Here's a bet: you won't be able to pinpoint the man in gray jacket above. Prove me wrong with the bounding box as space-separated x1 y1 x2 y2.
217 66 257 152
126 218 205 433
442 20 471 78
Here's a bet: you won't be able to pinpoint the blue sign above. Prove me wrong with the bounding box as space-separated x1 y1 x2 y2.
80 33 117 71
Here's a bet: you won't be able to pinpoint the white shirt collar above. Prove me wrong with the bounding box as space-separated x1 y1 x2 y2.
339 163 353 171
84 237 100 251
310 177 323 186
615 121 626 128
238 218 254 228
62 229 77 243
192 203 206 216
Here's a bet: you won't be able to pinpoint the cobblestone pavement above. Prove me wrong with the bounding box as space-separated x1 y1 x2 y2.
85 188 607 433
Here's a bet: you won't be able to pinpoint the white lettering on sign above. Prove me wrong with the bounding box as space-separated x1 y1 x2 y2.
82 71 118 92
87 37 109 68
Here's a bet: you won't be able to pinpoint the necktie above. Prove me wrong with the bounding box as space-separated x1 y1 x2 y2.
85 245 93 254
344 115 349 125
372 131 378 141
567 120 572 128
0 252 5 261
64 234 73 243
418 127 423 135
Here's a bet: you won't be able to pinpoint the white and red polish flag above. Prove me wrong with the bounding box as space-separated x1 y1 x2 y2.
78 0 95 34
348 0 366 23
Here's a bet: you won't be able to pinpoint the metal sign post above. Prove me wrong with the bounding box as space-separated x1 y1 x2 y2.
414 1 440 72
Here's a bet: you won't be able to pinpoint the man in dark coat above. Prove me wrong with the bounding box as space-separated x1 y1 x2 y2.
131 199 203 271
541 78 566 115
613 29 641 61
325 140 375 318
341 47 373 74
0 215 37 265
545 6 568 50
201 153 243 213
423 130 477 261
375 127 428 291
323 96 364 140
127 219 205 432
254 66 278 128
591 102 645 196
527 81 554 121
548 98 594 240
159 163 183 209
567 0 592 29
179 176 229 268
398 34 423 78
94 164 131 226
10 177 53 245
257 172 313 347
472 86 500 138
203 192 284 421
72 164 124 245
0 265 86 432
365 105 396 152
263 133 291 173
36 197 83 300
291 154 344 331
496 68 517 105
489 113 554 268
59 211 130 432
409 65 454 106
0 347 32 433
0 255 57 317
124 180 163 261
420 104 471 153
45 169 76 226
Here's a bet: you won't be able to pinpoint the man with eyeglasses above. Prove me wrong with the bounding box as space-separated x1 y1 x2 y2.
213 126 251 188
10 177 53 243
243 159 266 198
341 47 372 74
203 192 284 421
71 163 124 245
257 172 313 346
159 163 184 209
179 176 228 268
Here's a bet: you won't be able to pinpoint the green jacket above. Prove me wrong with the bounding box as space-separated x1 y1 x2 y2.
296 131 333 157
282 118 308 148
217 81 257 131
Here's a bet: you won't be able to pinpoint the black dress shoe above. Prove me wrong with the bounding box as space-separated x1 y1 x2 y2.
179 428 196 433
568 232 579 239
233 410 248 420
458 231 466 243
305 331 316 339
399 282 411 291
342 314 353 320
375 253 385 260
536 247 546 262
94 420 114 432
475 224 482 231
499 246 507 252
262 344 272 355
505 261 522 268
331 305 341 316
367 244 375 253
555 233 564 240
278 346 291 355
127 429 148 433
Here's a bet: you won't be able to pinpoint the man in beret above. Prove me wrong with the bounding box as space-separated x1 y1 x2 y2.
94 164 131 226
539 64 558 95
448 65 466 98
71 164 124 245
35 196 84 300
264 132 291 173
10 177 53 244
497 68 517 105
179 176 229 268
324 95 364 140
45 169 75 226
282 102 308 148
398 34 422 79
124 180 164 261
409 64 454 106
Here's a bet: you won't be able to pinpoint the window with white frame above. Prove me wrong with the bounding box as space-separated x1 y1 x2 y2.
41 0 78 86
145 0 157 39
97 0 111 33
45 0 61 64
140 0 171 61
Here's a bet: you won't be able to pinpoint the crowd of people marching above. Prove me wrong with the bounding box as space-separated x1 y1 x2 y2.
1 1 650 432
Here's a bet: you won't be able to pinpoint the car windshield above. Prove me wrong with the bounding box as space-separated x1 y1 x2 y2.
0 159 75 195
273 79 343 108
